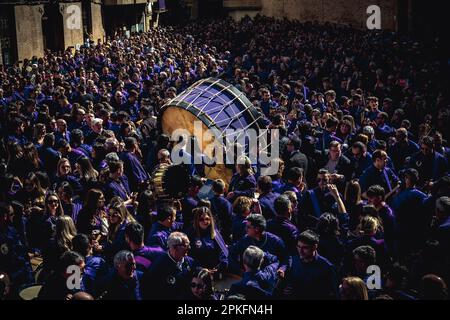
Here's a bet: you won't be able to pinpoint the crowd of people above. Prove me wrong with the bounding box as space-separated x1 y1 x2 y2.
0 15 449 300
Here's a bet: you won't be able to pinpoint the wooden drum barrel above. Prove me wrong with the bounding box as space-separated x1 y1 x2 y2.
158 78 267 185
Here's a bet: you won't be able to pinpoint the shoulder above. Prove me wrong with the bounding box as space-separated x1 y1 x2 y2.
265 231 284 244
316 254 335 268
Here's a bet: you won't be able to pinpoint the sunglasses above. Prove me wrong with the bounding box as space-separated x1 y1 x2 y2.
47 199 58 204
190 282 204 289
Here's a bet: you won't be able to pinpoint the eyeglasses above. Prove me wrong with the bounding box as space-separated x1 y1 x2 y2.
190 282 205 289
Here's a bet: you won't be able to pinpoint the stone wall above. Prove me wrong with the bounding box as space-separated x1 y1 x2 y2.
14 5 45 61
59 1 84 50
232 0 398 30
91 1 106 43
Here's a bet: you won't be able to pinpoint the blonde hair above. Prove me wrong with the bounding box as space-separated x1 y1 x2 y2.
357 215 379 236
233 196 253 216
341 277 369 300
236 155 254 176
55 216 77 252
107 197 136 243
57 158 71 177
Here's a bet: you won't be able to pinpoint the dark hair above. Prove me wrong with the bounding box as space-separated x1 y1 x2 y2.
156 205 174 222
124 137 137 150
70 129 84 146
316 213 340 236
43 133 55 147
352 245 376 265
297 230 319 245
246 214 266 231
72 233 91 257
257 176 272 193
372 149 387 162
274 195 291 216
420 136 434 148
136 189 156 216
191 268 214 298
212 179 225 194
286 167 303 182
56 251 84 274
125 222 144 245
58 181 74 199
386 263 409 289
108 160 123 174
366 185 385 199
35 171 50 190
288 136 301 150
326 117 339 129
403 168 419 185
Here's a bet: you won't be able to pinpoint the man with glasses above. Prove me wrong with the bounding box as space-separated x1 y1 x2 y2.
359 150 399 196
100 250 141 300
299 169 340 223
374 112 394 142
282 230 339 300
316 141 352 188
140 232 196 300
406 136 448 189
388 128 419 171
227 246 278 299
283 135 308 179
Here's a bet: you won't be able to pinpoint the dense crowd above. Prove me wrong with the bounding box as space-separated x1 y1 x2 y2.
0 15 449 300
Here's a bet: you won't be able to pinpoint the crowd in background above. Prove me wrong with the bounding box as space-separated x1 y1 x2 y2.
0 15 449 300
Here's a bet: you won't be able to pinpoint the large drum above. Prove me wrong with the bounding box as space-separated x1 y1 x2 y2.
158 78 268 184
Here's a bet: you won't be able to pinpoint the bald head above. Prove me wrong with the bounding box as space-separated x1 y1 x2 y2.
71 292 94 300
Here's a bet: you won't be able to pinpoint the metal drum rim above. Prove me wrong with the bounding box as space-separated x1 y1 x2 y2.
158 77 267 134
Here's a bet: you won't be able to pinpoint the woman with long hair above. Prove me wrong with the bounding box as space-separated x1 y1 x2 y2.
227 156 256 203
41 192 65 248
14 172 46 208
57 181 83 224
33 123 47 146
187 268 218 300
6 140 23 178
186 207 228 273
76 188 108 236
231 196 253 243
74 156 99 193
316 213 345 270
335 119 354 149
41 215 77 278
94 196 135 261
135 189 157 240
340 277 369 300
18 142 42 178
344 179 364 232
53 158 82 194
